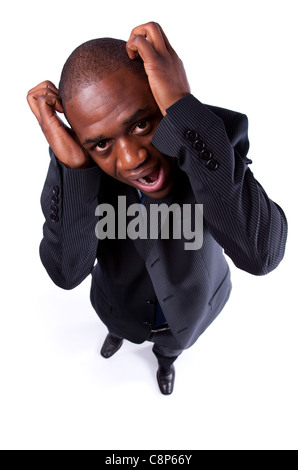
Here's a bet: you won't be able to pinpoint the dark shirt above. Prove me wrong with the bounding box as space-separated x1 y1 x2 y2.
138 190 167 328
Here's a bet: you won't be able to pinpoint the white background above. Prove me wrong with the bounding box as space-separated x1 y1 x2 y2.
1 0 297 450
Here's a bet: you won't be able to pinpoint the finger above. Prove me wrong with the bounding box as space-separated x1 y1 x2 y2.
27 95 40 123
27 86 59 107
27 80 59 95
27 88 62 123
28 86 60 101
157 24 176 55
28 93 62 127
36 96 66 145
27 85 59 110
127 22 168 57
37 94 64 120
126 33 159 63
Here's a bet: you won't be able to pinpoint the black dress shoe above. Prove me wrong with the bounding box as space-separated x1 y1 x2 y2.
157 365 175 395
101 334 123 359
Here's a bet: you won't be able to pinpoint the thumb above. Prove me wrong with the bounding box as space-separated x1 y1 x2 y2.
37 94 64 132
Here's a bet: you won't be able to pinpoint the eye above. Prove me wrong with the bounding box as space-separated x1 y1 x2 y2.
93 139 111 153
132 120 151 134
97 141 107 149
136 121 147 130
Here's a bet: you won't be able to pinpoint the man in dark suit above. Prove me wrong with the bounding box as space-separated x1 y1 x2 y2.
27 22 287 395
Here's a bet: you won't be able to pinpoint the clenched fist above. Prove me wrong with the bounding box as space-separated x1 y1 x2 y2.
126 22 190 116
27 81 90 169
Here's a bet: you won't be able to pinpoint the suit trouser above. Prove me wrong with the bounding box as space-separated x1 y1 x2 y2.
110 326 184 371
148 327 184 370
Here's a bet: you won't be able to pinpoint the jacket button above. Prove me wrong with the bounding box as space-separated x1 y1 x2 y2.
53 186 60 196
207 158 219 170
186 130 199 143
146 299 155 305
50 214 59 223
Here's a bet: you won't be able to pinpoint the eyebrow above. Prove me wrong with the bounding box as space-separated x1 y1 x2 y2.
83 108 150 146
123 108 148 125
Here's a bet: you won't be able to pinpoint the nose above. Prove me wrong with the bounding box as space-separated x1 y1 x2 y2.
116 139 148 173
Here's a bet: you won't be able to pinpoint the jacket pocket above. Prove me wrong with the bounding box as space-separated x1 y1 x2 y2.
90 276 112 318
208 269 231 311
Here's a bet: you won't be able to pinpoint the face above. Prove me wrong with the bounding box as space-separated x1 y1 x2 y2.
65 69 176 199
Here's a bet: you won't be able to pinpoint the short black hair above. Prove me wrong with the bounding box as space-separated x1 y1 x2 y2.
59 38 146 106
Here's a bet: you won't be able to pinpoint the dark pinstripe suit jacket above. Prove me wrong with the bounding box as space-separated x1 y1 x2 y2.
40 95 287 349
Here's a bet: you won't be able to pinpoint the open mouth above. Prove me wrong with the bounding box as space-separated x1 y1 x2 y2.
133 166 165 193
137 168 160 185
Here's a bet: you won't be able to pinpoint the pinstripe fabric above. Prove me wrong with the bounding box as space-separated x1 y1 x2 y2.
152 95 287 275
40 150 103 289
39 95 287 349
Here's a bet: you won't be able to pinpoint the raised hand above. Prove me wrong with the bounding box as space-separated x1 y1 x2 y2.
27 81 90 169
126 22 191 116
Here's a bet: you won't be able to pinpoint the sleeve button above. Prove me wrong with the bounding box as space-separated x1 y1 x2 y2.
186 130 199 143
200 149 213 161
50 205 58 214
51 195 59 205
194 140 205 152
53 186 60 196
206 158 219 170
50 214 59 223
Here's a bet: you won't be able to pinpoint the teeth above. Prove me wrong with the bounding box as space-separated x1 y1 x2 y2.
138 177 156 185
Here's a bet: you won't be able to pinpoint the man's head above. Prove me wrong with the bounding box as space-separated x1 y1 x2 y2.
59 38 176 199
59 38 147 106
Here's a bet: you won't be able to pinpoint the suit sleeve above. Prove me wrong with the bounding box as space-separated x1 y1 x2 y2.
40 148 102 289
152 94 288 275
